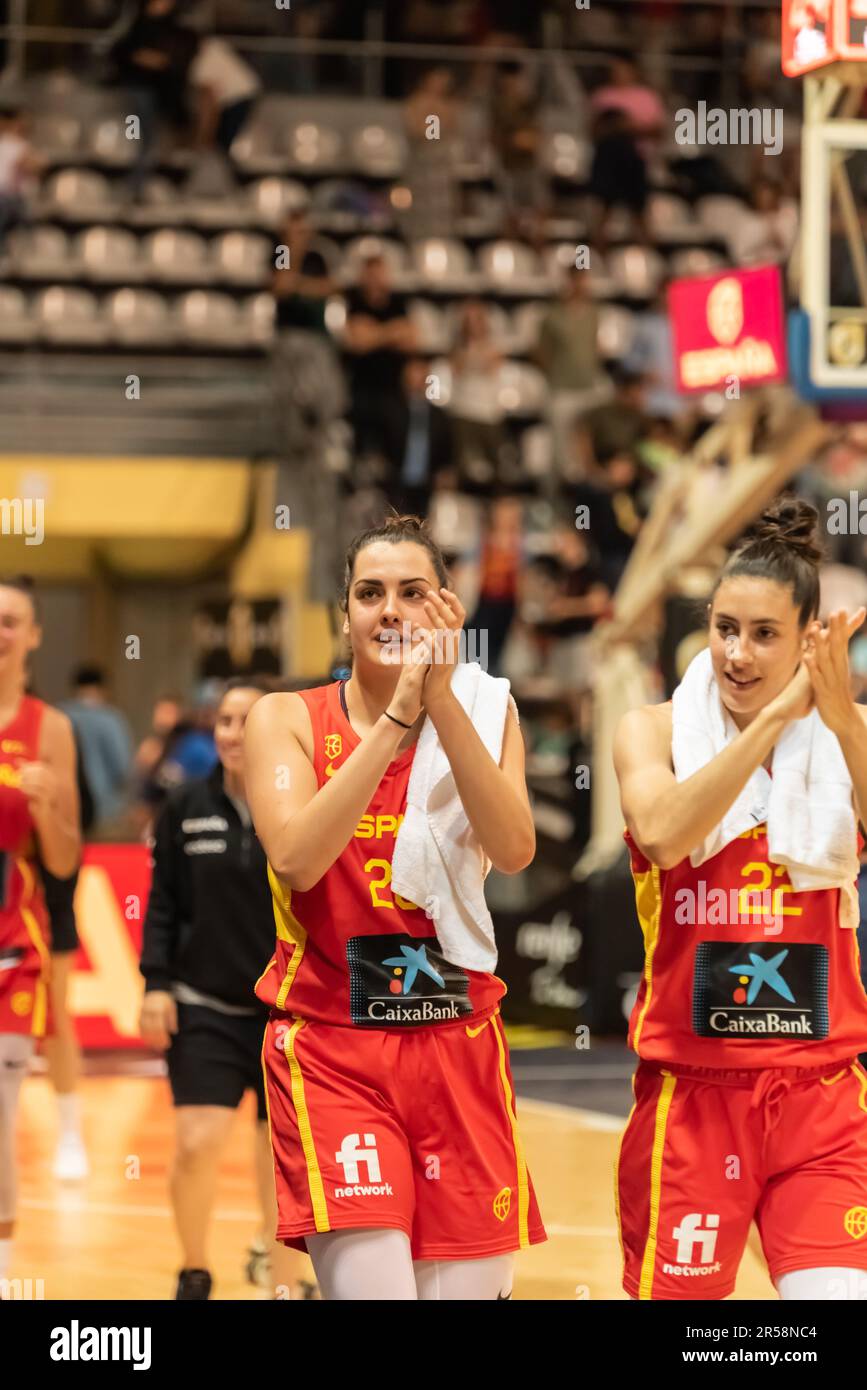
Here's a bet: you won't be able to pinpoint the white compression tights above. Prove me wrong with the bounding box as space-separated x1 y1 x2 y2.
306 1229 515 1300
0 1034 35 1224
776 1268 867 1300
629 1267 867 1302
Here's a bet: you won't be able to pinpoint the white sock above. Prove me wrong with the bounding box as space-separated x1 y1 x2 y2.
0 1238 11 1279
56 1093 82 1140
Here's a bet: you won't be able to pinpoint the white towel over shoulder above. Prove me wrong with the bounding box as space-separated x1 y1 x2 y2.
671 646 860 929
391 662 517 973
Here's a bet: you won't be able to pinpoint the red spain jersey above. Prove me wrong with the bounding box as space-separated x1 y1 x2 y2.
624 817 867 1069
0 695 51 1037
254 681 507 1029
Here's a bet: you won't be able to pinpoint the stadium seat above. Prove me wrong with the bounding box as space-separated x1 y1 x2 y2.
30 114 82 158
177 290 241 346
229 119 281 173
77 226 141 281
88 118 136 168
43 169 114 219
106 288 174 346
343 235 408 280
244 292 276 346
0 287 37 344
695 195 751 242
520 423 554 479
606 244 667 298
669 246 726 279
407 300 451 354
542 131 591 180
647 193 696 241
476 240 543 292
597 303 638 358
143 229 211 283
213 232 273 287
12 225 72 279
410 238 475 290
284 120 343 173
496 361 547 414
36 286 107 345
247 177 310 224
349 124 406 178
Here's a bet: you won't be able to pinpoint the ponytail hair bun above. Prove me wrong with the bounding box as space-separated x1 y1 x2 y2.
739 497 823 567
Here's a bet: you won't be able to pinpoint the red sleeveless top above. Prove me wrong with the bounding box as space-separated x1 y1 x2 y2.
624 807 867 1068
254 681 506 1029
0 695 51 1036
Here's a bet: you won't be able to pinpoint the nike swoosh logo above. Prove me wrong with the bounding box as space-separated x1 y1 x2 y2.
325 762 336 778
466 1021 489 1038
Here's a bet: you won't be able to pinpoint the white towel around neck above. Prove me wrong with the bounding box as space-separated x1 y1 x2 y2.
671 645 860 929
391 662 517 972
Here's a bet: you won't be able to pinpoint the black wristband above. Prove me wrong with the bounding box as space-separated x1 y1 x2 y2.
384 709 412 730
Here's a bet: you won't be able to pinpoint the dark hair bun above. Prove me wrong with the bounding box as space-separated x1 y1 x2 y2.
740 497 822 566
382 512 428 535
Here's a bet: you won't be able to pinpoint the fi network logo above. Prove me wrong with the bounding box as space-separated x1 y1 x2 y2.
333 1133 394 1199
673 1212 720 1264
335 1133 381 1183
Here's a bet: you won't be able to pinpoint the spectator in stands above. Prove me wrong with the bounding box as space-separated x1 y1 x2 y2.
132 691 217 837
534 266 606 486
726 176 799 268
464 494 526 676
490 61 547 246
394 355 453 516
60 664 133 831
572 368 650 477
622 282 683 424
588 58 665 250
402 65 460 240
0 109 41 254
343 252 417 478
529 520 610 735
188 33 261 172
448 299 507 490
568 446 650 591
110 0 198 198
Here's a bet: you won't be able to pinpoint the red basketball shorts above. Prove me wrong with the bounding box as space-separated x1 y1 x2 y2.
616 1058 867 1300
0 941 49 1037
261 1009 547 1260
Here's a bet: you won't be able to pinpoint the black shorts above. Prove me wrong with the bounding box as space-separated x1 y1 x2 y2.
166 1002 269 1122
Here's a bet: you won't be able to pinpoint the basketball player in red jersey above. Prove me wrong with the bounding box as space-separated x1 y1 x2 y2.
0 576 80 1281
613 498 867 1300
244 514 546 1300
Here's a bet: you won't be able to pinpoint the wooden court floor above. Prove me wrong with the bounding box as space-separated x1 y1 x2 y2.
13 1067 778 1301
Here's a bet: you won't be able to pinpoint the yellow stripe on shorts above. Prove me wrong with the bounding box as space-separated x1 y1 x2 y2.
492 1012 530 1248
638 1070 677 1300
283 1018 331 1233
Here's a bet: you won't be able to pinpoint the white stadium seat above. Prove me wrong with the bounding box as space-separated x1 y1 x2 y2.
244 292 276 345
247 177 310 224
410 238 474 289
88 118 137 167
177 290 241 346
597 303 637 358
143 229 211 282
36 286 107 345
0 287 37 344
350 124 406 178
476 240 542 291
670 246 727 279
76 226 141 281
283 120 343 172
343 235 407 279
606 244 667 298
43 168 114 219
106 288 173 346
12 225 72 279
213 232 273 287
407 300 451 355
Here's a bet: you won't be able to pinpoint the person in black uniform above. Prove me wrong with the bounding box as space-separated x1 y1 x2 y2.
139 676 316 1300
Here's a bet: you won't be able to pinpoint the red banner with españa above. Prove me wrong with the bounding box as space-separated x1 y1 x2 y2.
668 265 787 395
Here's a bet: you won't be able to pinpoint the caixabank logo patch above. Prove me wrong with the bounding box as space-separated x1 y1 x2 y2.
347 934 473 1026
692 942 829 1038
